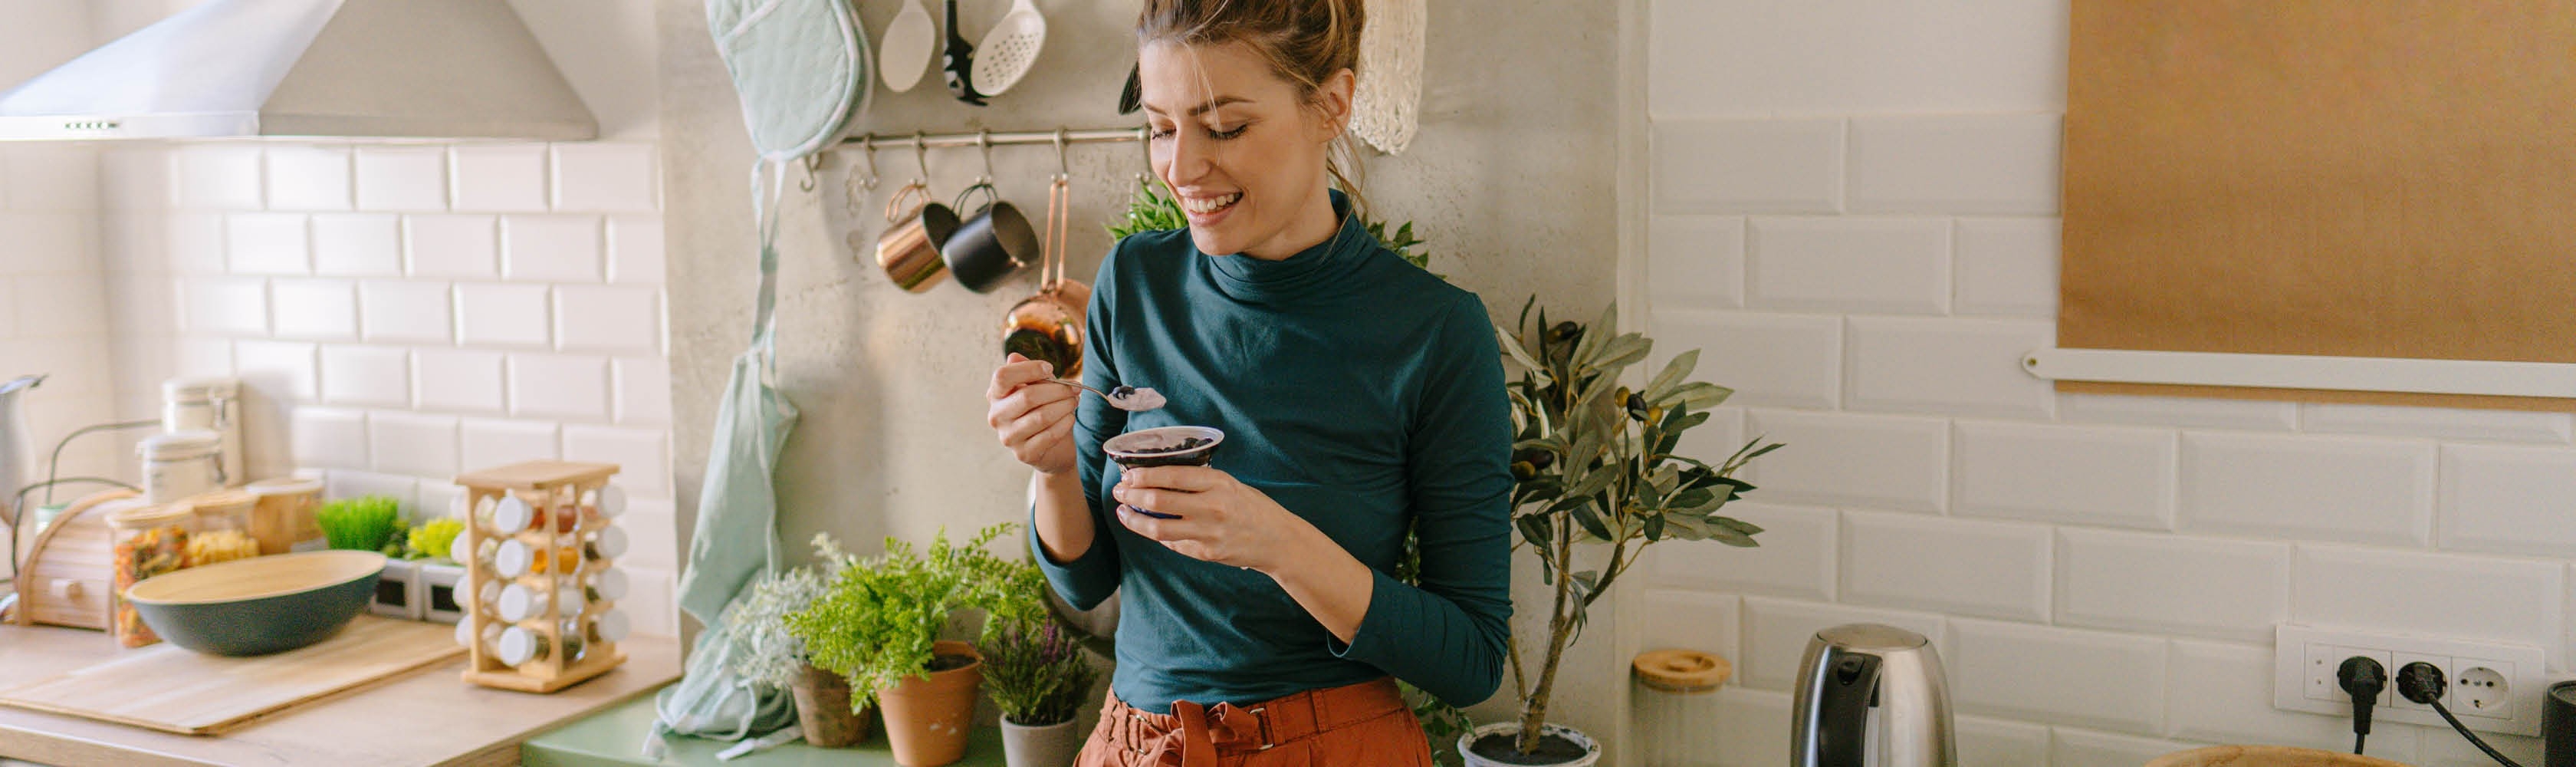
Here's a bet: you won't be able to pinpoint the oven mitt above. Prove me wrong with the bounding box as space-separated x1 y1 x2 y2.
706 0 871 161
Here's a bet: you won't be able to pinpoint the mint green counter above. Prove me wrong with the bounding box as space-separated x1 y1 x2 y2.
522 691 1009 767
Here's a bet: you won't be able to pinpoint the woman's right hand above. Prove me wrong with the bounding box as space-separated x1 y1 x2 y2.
986 353 1079 476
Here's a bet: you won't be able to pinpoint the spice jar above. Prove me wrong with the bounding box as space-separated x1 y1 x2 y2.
456 619 501 651
583 526 629 563
594 485 627 518
245 477 325 554
139 430 223 503
495 626 551 667
585 567 629 603
590 609 630 645
559 619 589 662
488 495 537 535
497 582 584 623
107 504 198 647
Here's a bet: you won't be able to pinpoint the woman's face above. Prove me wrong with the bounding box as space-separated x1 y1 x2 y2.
1138 40 1350 260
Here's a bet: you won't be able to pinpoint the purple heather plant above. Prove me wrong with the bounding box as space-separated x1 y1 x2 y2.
981 617 1100 726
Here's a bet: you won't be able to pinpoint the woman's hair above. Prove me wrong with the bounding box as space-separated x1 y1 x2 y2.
1136 0 1368 222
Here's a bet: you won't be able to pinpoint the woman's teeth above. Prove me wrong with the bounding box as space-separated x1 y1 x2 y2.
1183 193 1240 215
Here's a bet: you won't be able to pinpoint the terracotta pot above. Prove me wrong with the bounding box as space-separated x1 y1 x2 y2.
876 640 984 767
1000 718 1081 767
789 661 872 747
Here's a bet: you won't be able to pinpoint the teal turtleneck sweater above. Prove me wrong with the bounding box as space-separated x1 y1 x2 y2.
1033 193 1514 710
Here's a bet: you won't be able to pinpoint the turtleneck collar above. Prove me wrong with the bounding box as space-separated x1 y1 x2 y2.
1204 189 1375 302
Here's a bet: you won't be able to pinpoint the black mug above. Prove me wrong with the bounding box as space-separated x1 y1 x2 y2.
941 181 1040 293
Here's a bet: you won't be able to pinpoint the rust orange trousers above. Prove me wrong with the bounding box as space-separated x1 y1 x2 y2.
1073 677 1434 767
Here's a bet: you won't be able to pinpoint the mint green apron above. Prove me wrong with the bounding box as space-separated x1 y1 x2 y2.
652 0 868 754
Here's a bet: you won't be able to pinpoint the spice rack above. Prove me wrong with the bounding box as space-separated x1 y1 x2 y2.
453 460 629 693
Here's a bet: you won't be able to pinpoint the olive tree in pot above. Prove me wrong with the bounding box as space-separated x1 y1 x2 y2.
1463 301 1778 767
787 524 1040 767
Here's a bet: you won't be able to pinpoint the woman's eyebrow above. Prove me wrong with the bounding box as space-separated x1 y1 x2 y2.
1143 95 1253 118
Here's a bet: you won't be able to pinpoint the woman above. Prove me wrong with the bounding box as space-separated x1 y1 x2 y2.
984 1 1512 763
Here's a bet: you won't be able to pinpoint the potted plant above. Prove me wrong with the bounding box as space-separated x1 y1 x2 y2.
787 524 1037 767
717 534 866 746
1461 301 1779 767
981 615 1099 767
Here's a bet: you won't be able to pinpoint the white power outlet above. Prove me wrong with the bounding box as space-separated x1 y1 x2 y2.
2274 624 2548 737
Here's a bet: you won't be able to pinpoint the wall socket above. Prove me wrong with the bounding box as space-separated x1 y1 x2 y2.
2273 624 2548 737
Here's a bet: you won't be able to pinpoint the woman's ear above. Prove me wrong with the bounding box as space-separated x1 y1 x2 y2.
1315 67 1357 140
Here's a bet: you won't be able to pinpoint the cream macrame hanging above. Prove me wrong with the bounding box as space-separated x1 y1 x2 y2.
1349 0 1425 154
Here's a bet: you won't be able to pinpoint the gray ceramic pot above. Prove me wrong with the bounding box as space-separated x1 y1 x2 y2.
1001 718 1082 767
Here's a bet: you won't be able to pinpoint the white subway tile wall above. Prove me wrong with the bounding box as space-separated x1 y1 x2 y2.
0 147 117 482
83 143 675 637
1638 4 2574 759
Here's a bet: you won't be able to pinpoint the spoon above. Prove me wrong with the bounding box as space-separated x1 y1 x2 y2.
1045 378 1164 412
879 0 935 92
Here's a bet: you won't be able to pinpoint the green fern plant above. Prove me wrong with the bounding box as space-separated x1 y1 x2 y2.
784 524 1043 706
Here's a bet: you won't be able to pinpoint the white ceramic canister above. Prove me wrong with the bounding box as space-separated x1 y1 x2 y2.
162 377 242 488
138 430 224 503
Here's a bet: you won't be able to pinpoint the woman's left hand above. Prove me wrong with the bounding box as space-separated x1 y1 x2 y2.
1112 466 1316 574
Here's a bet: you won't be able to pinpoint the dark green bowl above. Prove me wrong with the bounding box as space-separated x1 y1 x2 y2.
127 550 386 656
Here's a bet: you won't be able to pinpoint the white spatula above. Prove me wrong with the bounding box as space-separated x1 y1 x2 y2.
969 0 1046 97
879 0 936 92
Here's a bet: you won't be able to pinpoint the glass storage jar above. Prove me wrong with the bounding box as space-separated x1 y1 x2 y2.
1632 649 1732 767
182 489 260 566
107 504 199 647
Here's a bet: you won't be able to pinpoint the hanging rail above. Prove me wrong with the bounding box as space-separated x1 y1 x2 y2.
838 126 1148 150
809 126 1149 190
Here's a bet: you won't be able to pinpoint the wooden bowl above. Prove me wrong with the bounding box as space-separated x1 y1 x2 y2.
2147 746 2415 767
126 551 386 656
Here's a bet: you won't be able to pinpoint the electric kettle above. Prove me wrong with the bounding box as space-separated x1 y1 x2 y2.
1791 623 1956 767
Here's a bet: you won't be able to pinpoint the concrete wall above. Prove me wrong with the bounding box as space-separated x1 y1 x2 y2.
657 0 1631 749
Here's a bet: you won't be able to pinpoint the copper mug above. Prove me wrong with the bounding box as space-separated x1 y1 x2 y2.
875 182 961 292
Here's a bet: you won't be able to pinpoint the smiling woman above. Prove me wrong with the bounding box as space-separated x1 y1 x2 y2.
978 1 1515 765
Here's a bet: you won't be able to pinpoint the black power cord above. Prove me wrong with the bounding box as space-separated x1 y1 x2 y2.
2341 656 2387 755
2398 660 2528 767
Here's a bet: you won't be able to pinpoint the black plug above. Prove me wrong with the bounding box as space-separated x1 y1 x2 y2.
2340 656 2387 754
2397 661 2448 706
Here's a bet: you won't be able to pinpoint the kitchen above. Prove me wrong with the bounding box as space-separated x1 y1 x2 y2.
0 1 2570 766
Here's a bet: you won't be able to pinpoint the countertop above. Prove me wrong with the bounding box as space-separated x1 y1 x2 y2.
521 693 1010 767
0 623 680 767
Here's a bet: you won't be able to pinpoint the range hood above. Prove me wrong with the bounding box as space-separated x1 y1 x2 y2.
0 0 595 141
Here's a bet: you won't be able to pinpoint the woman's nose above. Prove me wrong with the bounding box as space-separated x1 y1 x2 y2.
1162 130 1211 184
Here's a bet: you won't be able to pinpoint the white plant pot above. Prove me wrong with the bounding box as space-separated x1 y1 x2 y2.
1459 721 1600 767
1001 717 1083 767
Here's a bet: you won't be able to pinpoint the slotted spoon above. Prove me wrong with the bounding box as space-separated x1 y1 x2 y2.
970 0 1046 97
879 0 935 92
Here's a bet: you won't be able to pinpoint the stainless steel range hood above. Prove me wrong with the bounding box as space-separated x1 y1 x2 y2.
0 0 596 142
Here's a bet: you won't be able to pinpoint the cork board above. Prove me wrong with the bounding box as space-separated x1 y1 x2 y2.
2060 1 2576 410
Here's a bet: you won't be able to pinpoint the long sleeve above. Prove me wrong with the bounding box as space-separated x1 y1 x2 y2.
1327 295 1515 706
1032 242 1130 611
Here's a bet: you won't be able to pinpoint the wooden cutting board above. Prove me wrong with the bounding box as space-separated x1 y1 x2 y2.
0 616 464 735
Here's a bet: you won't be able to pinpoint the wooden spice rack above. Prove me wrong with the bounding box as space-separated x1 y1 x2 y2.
453 461 626 693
